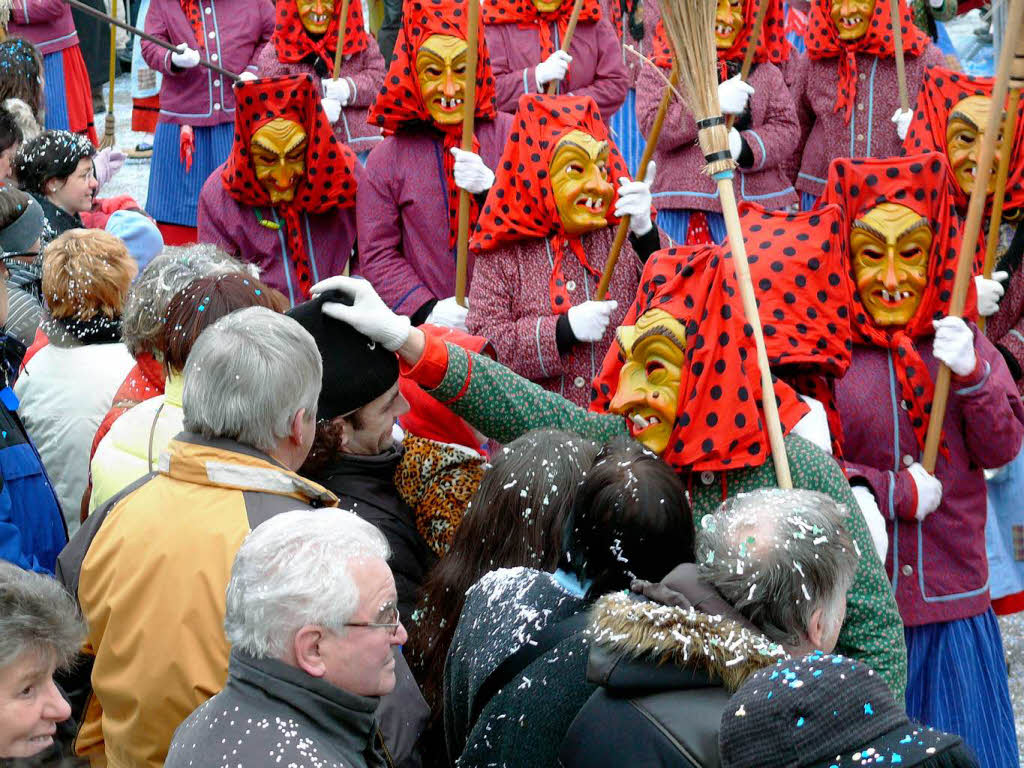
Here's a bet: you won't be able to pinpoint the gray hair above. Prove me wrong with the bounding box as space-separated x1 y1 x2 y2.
182 307 321 453
0 563 84 670
121 245 256 357
696 489 858 648
224 509 391 659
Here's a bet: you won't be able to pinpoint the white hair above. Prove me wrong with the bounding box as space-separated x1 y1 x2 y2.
224 509 391 658
0 562 84 670
182 307 322 453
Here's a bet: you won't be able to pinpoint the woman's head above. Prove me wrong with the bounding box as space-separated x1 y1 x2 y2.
162 273 286 375
0 563 84 759
559 435 693 597
14 130 97 214
42 228 137 322
0 107 23 182
0 186 42 256
0 40 43 120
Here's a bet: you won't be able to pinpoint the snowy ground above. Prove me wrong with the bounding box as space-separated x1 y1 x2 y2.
94 73 153 206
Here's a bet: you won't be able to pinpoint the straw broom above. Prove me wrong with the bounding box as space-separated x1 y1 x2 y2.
547 0 585 95
0 0 11 42
659 0 792 487
922 0 1023 471
454 0 481 307
99 0 118 149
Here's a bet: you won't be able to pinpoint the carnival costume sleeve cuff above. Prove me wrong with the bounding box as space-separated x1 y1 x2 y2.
737 137 754 170
630 227 662 264
556 313 577 355
399 331 450 390
952 358 990 394
411 299 438 327
996 342 1024 382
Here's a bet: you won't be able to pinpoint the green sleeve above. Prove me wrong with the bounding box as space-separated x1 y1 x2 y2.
427 343 627 445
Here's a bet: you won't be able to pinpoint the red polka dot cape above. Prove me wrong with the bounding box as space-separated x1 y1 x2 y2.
470 93 631 315
904 65 1024 217
270 0 370 70
481 0 603 90
179 0 206 51
368 0 497 251
589 244 809 473
222 74 359 298
651 0 790 69
820 152 977 455
805 0 929 119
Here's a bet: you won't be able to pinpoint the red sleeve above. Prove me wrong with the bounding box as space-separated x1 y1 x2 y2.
399 332 450 390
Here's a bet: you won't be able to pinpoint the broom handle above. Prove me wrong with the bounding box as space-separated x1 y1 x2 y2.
922 0 1024 472
718 177 792 487
454 0 481 307
107 0 117 112
546 0 585 95
889 0 909 111
332 0 353 80
595 69 678 300
982 87 1023 281
725 0 770 130
60 0 241 80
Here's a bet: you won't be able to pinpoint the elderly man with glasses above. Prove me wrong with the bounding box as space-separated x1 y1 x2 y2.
166 508 408 768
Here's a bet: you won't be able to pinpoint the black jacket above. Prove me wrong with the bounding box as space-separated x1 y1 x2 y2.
559 565 784 768
316 447 437 620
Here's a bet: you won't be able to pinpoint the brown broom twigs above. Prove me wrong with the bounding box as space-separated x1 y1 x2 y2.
659 0 792 487
454 0 481 307
922 0 1024 471
332 0 353 80
546 0 585 95
99 0 118 150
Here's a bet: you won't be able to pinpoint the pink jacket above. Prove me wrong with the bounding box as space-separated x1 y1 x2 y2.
637 60 799 214
255 43 386 152
9 0 79 55
789 45 944 199
465 226 647 407
142 0 275 127
483 19 629 119
356 115 513 319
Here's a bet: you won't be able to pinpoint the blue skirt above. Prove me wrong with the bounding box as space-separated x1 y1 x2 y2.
657 209 728 246
146 121 234 227
905 610 1018 768
801 192 819 211
609 89 643 177
42 51 70 132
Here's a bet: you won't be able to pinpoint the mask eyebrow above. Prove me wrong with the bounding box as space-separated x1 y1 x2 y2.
948 110 981 133
634 325 686 352
252 134 307 155
556 138 609 162
851 218 886 241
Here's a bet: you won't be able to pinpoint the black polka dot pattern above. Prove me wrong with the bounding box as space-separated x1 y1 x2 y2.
270 0 371 69
651 0 790 68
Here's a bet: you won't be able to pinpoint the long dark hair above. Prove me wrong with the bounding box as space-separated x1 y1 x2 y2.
406 429 598 734
560 435 694 599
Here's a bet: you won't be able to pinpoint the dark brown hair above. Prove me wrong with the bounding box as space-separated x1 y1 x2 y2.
162 273 286 374
0 39 43 119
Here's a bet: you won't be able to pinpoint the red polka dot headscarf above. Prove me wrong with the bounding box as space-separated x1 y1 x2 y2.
471 94 632 315
481 0 603 88
368 0 497 250
651 0 790 69
904 65 1024 216
590 243 809 473
179 0 206 51
820 152 976 454
271 0 370 71
805 0 929 119
222 74 359 297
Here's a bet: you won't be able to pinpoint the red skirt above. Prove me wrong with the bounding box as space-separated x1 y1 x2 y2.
61 45 98 145
131 94 160 134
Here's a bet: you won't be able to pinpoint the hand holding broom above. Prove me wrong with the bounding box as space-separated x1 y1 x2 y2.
543 0 585 95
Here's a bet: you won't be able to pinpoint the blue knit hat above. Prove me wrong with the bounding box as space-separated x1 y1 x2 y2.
105 210 163 276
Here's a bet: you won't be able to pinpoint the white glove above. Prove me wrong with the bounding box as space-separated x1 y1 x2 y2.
891 108 913 141
323 78 352 106
932 315 976 376
851 485 888 563
613 161 655 236
535 50 572 89
974 271 1008 317
93 147 126 190
426 296 469 331
718 75 754 115
791 395 832 455
171 44 201 69
322 97 342 124
311 275 412 351
728 127 743 162
567 300 618 342
237 71 258 82
907 462 942 521
450 148 496 195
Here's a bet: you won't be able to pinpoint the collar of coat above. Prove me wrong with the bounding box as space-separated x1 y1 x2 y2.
160 432 338 507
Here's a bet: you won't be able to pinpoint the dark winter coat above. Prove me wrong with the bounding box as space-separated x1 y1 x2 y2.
31 194 83 245
315 447 437 620
443 567 594 768
559 564 785 768
166 649 393 768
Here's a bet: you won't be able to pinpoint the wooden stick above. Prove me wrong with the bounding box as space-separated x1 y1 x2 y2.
454 0 480 307
922 0 1024 471
546 0 585 95
725 0 770 130
982 90 1023 281
99 0 118 150
596 68 678 300
332 0 353 80
60 0 241 80
889 0 909 111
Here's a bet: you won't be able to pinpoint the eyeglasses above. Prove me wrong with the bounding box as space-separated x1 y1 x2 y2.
344 605 402 637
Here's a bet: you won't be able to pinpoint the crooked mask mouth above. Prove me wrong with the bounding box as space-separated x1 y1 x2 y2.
715 22 735 37
627 410 664 437
573 193 608 213
434 96 464 112
873 288 913 307
838 14 865 27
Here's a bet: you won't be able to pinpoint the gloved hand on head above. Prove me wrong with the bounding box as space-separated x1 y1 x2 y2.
312 275 412 352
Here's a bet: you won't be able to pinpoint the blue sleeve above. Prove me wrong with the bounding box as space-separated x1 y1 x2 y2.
0 475 46 573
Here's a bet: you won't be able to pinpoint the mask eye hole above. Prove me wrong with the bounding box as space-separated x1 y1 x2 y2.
645 360 665 378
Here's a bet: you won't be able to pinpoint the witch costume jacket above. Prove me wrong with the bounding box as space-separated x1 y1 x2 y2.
8 0 80 55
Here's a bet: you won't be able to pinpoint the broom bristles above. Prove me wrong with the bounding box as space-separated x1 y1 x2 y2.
659 0 734 177
98 112 116 150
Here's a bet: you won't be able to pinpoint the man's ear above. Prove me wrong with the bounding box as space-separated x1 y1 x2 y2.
805 605 827 651
290 408 308 445
293 625 328 678
337 415 352 450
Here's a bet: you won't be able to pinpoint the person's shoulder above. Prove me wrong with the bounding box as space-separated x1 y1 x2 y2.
467 566 548 602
